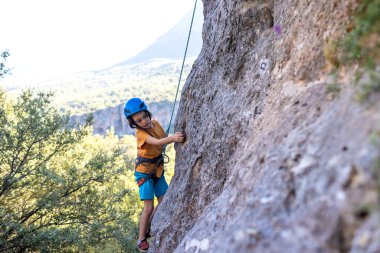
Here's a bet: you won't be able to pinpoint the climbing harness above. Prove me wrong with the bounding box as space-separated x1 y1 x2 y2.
135 154 164 168
135 153 169 187
134 0 198 187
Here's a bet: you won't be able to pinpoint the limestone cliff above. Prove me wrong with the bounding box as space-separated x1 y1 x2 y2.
151 1 380 253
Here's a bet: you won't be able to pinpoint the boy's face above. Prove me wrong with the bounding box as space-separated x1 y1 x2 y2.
132 111 152 129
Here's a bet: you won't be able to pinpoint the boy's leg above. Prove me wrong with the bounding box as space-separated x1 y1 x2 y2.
151 195 164 221
139 199 154 240
135 173 155 242
157 195 164 204
146 175 169 235
147 195 165 232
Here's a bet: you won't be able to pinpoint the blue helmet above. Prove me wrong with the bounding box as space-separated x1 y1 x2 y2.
124 98 148 119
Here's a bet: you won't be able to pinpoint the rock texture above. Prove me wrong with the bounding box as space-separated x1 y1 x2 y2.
151 1 380 253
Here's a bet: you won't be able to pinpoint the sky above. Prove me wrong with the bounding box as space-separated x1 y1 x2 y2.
0 0 197 83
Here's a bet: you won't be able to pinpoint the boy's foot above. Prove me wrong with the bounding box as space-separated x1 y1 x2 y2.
137 239 149 252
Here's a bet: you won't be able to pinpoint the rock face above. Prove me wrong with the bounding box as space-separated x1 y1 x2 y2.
152 1 380 253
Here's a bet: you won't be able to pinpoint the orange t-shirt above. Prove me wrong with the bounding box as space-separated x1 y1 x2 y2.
135 120 166 177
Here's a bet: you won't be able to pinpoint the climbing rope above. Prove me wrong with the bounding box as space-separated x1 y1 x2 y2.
166 0 198 135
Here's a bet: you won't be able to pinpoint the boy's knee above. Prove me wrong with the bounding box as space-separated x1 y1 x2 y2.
145 207 154 216
143 203 154 213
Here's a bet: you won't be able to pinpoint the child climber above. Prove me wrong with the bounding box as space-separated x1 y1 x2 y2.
124 98 185 252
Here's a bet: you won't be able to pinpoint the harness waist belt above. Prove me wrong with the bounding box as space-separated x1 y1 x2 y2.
135 154 163 168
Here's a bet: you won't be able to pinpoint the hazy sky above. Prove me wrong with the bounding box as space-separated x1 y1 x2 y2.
0 0 197 82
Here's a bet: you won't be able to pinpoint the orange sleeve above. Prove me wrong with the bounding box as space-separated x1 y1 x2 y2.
153 120 166 138
136 129 149 149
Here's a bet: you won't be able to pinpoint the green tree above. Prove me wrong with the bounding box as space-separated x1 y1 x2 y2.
0 50 11 78
0 91 139 252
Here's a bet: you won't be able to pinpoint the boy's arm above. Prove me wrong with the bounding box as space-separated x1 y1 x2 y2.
145 132 184 146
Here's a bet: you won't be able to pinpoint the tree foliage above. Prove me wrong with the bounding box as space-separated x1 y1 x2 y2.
0 91 140 252
342 0 380 65
0 50 11 78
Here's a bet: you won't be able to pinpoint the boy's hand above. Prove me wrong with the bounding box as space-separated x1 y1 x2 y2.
172 132 185 143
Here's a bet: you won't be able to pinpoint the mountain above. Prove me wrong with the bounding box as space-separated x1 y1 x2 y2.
109 5 203 67
63 57 194 135
65 6 204 135
2 6 203 137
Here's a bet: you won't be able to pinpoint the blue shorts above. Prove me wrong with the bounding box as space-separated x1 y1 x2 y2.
135 172 168 200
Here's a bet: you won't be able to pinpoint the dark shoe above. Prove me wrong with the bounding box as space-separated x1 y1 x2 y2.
137 239 149 252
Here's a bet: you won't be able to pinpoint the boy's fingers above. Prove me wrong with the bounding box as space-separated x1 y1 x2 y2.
174 132 186 142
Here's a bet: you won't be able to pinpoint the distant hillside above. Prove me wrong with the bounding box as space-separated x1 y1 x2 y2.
2 7 203 136
110 5 203 67
49 5 203 134
69 100 175 136
1 58 193 115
